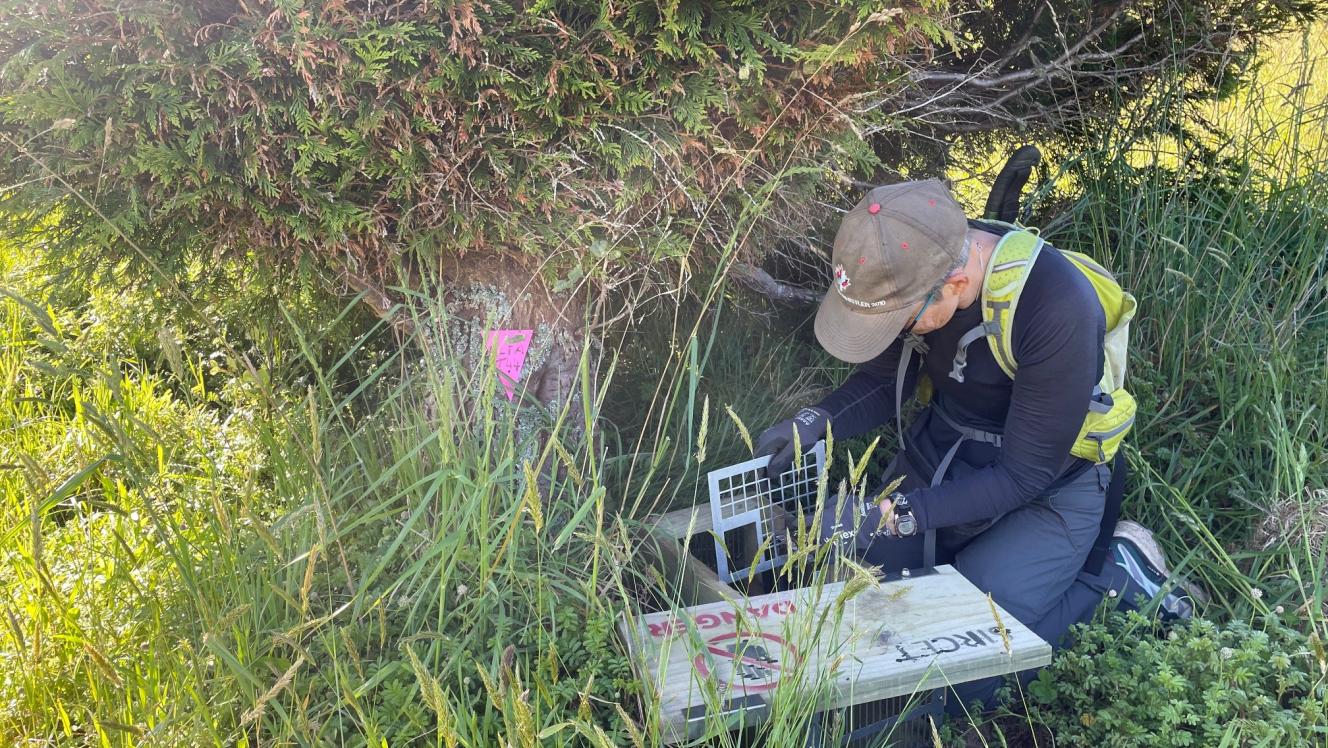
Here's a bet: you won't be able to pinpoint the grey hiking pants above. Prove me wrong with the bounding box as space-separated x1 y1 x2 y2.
821 457 1114 714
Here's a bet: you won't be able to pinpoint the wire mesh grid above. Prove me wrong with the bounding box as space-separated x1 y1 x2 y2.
707 441 825 583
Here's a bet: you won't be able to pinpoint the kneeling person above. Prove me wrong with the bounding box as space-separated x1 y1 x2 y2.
754 180 1170 713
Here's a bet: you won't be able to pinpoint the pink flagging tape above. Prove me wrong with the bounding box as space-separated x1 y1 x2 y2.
484 329 533 401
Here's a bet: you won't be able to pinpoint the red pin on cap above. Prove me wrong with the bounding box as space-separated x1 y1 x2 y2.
868 203 881 214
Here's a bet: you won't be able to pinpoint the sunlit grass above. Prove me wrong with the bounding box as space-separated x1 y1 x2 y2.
1200 27 1328 164
2 19 1327 748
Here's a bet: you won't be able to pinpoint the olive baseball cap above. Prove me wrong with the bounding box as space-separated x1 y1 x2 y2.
814 179 968 363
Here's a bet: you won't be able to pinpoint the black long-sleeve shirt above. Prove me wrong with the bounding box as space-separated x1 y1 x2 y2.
816 236 1106 531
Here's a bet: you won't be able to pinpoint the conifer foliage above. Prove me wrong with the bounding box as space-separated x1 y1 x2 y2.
0 0 948 311
3 0 1320 346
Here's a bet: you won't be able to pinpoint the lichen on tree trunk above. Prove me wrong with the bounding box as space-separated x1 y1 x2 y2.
419 256 595 464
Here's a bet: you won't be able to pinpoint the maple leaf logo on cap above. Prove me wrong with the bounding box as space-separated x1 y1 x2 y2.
833 264 850 291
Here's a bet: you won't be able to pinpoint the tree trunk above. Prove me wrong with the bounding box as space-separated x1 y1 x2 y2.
446 256 586 409
426 255 594 452
342 252 596 474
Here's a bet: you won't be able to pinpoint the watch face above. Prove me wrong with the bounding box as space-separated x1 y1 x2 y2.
897 515 916 536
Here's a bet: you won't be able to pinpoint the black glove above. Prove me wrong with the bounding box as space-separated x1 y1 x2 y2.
754 407 830 479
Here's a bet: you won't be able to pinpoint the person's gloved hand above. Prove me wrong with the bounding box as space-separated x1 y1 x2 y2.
754 407 830 479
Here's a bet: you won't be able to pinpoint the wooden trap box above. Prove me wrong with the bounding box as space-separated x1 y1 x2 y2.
627 508 1053 744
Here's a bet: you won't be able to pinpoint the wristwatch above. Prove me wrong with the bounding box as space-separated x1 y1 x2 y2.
891 492 918 537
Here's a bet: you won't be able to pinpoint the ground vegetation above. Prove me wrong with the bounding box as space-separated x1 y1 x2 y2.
1 5 1326 748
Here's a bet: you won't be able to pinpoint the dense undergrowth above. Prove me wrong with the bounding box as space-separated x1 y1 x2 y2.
1026 611 1325 746
2 23 1328 748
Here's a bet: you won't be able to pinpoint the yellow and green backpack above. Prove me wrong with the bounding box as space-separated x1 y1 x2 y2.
950 225 1137 464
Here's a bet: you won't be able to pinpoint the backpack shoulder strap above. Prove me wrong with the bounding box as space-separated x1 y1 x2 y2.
949 229 1043 382
982 229 1044 378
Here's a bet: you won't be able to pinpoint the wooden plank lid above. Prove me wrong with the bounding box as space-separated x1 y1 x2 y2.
620 565 1052 744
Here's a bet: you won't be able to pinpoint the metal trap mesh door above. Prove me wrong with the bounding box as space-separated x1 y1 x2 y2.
707 441 825 583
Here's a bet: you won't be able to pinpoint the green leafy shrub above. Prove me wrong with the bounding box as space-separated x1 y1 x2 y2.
0 0 948 301
1026 611 1328 746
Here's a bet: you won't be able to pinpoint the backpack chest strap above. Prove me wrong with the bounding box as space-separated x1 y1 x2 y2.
949 320 1001 383
918 404 1004 493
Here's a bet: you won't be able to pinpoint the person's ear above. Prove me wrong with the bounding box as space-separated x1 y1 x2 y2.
943 271 970 298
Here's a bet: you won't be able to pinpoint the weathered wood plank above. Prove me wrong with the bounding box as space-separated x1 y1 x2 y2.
651 506 713 540
645 527 737 606
620 565 1052 744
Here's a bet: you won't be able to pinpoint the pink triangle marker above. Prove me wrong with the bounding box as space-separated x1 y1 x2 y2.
484 329 533 401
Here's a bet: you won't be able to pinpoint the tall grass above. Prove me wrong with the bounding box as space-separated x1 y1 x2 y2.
0 264 631 743
1042 31 1328 628
937 26 1328 743
0 268 278 743
3 22 1327 748
0 203 893 746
